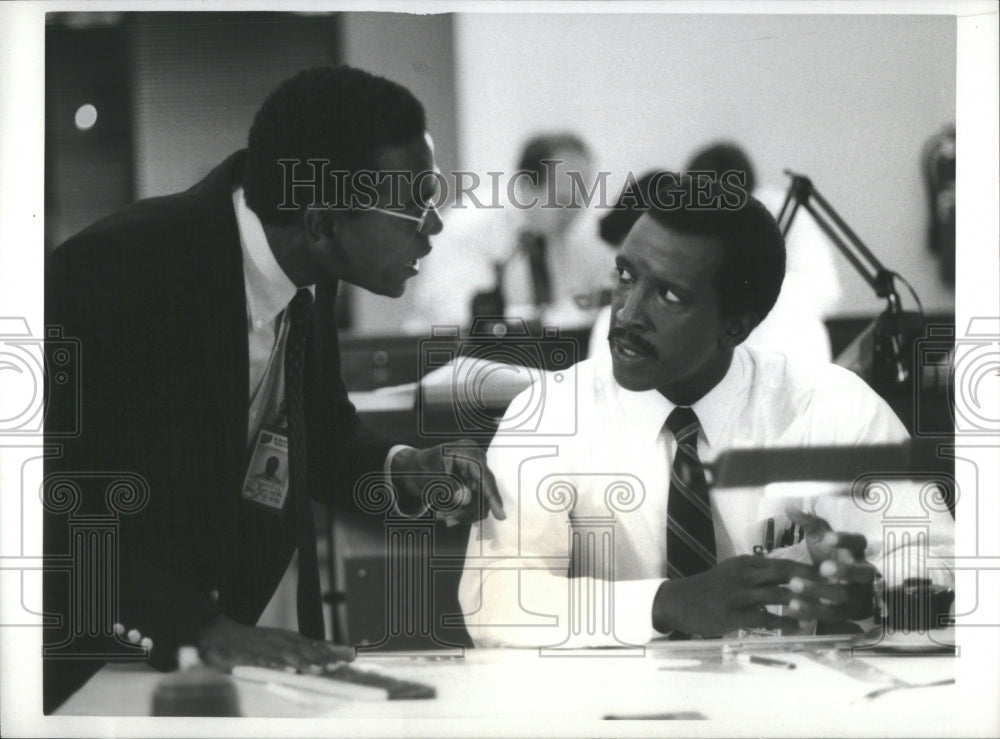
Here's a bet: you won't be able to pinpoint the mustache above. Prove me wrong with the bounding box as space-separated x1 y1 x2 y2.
607 327 658 359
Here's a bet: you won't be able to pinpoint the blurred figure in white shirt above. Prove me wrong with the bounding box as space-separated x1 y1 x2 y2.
408 133 616 333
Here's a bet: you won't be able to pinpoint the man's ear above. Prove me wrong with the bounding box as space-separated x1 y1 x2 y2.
721 311 759 349
303 208 337 249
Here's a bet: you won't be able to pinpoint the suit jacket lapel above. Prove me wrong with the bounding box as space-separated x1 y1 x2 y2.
191 152 251 459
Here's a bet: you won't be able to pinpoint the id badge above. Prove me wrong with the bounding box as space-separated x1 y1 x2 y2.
242 429 290 511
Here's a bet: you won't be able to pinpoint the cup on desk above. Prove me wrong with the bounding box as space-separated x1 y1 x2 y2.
880 578 955 632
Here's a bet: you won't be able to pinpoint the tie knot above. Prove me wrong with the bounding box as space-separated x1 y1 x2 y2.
665 406 700 443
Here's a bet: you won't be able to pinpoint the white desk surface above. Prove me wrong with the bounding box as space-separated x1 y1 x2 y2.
56 638 960 731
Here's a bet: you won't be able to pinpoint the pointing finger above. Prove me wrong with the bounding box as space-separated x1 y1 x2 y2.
447 446 506 521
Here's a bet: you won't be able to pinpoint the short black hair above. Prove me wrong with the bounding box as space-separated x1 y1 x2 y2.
599 169 676 247
645 175 785 322
244 65 426 225
517 133 591 187
685 142 756 195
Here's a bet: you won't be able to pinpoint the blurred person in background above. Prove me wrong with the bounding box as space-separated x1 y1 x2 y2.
409 132 616 333
685 141 842 363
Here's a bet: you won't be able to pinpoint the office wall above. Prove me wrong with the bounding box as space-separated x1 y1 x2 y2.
130 12 340 199
341 12 459 334
453 13 957 318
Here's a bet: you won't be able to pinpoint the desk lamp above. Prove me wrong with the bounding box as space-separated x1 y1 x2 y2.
776 171 927 392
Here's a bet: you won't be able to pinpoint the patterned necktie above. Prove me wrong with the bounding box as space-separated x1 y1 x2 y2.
284 288 325 640
665 406 717 579
522 232 552 307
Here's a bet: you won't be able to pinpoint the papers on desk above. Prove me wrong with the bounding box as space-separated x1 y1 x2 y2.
232 663 436 701
645 632 860 656
347 356 544 414
349 381 418 412
419 355 545 409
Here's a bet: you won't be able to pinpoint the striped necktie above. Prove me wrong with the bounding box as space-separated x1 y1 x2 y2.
665 406 717 579
284 288 325 640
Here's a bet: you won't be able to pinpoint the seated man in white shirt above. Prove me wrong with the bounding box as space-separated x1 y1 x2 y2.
459 176 953 647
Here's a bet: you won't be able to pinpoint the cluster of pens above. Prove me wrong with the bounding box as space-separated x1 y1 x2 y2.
753 518 806 555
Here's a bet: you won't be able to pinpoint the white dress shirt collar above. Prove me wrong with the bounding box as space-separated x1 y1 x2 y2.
606 346 750 449
233 186 300 329
690 347 751 449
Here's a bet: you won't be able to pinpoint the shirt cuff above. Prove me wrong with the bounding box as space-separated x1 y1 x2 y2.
612 578 668 645
384 444 429 517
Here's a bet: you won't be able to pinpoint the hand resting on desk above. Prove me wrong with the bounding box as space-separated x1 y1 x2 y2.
196 615 355 673
652 556 815 636
650 554 873 637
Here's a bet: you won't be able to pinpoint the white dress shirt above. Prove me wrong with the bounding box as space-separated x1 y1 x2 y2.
459 345 955 648
234 187 301 443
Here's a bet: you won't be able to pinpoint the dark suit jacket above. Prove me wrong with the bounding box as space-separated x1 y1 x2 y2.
43 151 397 711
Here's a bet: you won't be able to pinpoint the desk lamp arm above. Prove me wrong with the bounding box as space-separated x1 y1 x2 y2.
777 170 912 383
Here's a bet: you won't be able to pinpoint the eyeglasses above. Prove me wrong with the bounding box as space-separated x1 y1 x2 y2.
368 205 435 235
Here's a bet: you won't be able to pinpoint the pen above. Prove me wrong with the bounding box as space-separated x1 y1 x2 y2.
736 654 796 670
764 518 775 552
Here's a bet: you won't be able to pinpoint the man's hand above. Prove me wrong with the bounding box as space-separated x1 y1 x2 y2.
390 441 505 524
652 556 821 636
785 506 877 621
196 615 355 673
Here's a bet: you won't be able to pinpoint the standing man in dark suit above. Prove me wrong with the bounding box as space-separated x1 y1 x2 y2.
43 65 504 712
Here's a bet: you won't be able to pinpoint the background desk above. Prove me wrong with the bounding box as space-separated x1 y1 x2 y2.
54 642 959 733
